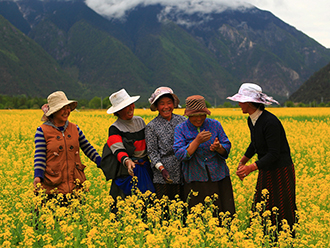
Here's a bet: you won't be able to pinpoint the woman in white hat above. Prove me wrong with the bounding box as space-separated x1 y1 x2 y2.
145 87 186 200
227 82 297 236
33 91 101 203
106 89 155 199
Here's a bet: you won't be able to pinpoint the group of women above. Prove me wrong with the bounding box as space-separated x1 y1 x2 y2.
33 83 297 233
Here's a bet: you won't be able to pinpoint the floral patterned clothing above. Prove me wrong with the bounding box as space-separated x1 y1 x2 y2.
145 114 186 184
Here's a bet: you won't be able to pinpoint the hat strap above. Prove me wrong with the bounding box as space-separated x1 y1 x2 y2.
258 92 279 105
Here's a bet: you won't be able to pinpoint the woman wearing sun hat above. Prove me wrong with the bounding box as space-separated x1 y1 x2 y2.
145 87 186 200
33 91 101 200
105 89 155 199
173 95 235 216
227 82 297 235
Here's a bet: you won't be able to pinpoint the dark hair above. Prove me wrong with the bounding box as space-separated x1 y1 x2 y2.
251 102 265 110
114 112 119 117
154 94 174 107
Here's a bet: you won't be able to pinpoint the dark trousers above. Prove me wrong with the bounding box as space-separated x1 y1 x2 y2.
184 176 236 216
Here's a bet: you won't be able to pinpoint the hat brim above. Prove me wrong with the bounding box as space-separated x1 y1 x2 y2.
45 100 77 116
150 93 180 111
107 96 140 114
184 108 211 116
227 94 269 105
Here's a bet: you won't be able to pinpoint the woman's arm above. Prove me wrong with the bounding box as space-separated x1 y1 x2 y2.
77 125 101 166
34 127 46 182
145 124 162 169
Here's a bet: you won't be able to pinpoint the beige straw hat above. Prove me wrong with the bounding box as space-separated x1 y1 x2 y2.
41 91 77 121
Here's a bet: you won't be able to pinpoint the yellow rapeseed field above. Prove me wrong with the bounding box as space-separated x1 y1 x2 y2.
0 107 329 247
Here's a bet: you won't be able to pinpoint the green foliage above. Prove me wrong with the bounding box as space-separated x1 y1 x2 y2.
88 97 101 109
289 62 330 104
0 15 83 98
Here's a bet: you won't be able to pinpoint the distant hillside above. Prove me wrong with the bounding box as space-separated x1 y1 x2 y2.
0 15 83 98
1 0 330 103
289 62 330 104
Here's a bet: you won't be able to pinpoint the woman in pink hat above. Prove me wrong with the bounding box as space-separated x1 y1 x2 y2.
145 87 186 201
33 91 101 204
227 83 297 236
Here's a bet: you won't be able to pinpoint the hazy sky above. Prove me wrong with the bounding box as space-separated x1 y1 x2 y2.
85 0 330 48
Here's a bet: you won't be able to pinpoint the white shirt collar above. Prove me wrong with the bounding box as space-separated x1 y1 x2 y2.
250 109 263 126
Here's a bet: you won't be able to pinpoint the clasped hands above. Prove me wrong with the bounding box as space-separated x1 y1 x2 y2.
236 163 258 181
195 130 223 153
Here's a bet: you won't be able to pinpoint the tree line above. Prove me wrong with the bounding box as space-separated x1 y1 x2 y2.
0 95 329 110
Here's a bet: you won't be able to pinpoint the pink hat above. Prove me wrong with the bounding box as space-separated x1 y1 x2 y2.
149 86 180 111
227 83 279 105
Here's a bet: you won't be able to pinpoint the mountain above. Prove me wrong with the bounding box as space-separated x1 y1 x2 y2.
0 14 83 97
289 62 330 104
1 0 330 103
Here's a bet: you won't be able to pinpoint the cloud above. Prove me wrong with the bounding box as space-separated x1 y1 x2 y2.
84 0 252 19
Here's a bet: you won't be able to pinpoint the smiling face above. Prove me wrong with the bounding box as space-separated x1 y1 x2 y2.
189 114 207 127
117 103 135 120
156 96 174 121
52 104 71 126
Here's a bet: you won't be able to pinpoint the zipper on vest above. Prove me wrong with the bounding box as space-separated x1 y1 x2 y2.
63 131 71 193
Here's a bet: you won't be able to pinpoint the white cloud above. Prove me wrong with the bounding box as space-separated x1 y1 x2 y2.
84 0 251 19
84 0 330 48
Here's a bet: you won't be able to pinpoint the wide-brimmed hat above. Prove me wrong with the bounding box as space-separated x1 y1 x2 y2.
149 86 180 111
184 95 211 116
107 89 140 114
227 83 279 105
41 91 77 121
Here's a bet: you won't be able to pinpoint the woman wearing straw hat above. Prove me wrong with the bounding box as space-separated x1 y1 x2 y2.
106 89 155 198
145 87 186 200
173 95 235 216
33 91 101 201
227 82 297 235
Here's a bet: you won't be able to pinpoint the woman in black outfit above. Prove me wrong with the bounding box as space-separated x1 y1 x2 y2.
227 83 297 236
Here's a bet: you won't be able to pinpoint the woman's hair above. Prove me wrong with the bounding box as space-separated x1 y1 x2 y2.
251 102 265 110
113 112 119 117
154 94 174 108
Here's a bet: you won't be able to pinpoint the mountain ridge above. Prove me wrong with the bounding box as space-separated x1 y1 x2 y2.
0 0 329 103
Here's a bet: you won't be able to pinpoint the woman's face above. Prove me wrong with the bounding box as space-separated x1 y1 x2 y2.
156 96 174 121
238 102 249 114
53 104 71 126
117 103 135 120
189 114 207 127
238 102 257 115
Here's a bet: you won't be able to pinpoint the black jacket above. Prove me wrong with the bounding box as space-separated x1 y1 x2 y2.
100 138 135 199
245 110 293 170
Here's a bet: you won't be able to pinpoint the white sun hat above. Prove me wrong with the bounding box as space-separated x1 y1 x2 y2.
227 83 279 105
106 89 140 114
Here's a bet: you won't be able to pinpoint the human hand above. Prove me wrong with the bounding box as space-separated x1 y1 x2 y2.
160 168 173 184
195 130 212 145
33 177 41 188
210 137 222 152
126 159 136 176
236 163 258 181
